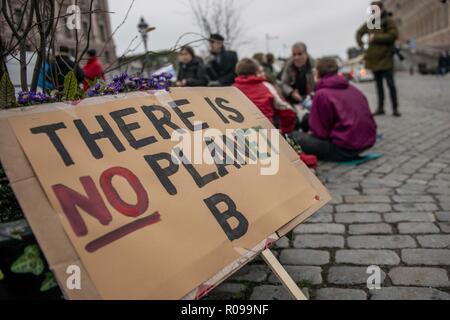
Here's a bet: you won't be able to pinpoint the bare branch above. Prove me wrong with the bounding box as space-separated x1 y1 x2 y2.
98 0 135 57
75 0 94 67
1 0 36 91
186 0 248 49
104 33 209 74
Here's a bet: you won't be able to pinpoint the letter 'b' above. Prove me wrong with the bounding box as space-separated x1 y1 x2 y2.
204 193 249 241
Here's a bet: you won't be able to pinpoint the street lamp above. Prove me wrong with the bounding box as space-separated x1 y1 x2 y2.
137 17 156 77
138 17 156 52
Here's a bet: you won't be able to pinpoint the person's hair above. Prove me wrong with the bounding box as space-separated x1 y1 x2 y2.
292 42 307 53
266 53 275 65
210 33 225 42
316 57 339 78
291 42 312 72
87 49 97 57
253 53 265 64
180 45 195 58
59 46 70 54
236 58 259 76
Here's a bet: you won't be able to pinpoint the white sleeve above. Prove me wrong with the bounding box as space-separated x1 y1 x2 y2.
263 81 294 111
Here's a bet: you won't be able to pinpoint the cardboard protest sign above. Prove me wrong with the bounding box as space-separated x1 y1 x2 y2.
0 88 330 300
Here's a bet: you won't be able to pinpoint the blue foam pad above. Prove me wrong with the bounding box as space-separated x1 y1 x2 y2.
337 153 383 166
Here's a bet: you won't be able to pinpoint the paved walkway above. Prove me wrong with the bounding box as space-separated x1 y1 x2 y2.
210 74 450 300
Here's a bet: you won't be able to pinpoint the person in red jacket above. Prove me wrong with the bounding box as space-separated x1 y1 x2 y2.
234 58 297 135
83 49 105 91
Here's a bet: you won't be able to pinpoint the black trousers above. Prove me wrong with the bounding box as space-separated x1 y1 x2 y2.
292 131 362 162
373 69 398 112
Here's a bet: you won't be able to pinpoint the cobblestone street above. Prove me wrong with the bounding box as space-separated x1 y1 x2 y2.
211 73 450 300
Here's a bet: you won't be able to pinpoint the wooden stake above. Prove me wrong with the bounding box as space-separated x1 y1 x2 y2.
261 249 308 300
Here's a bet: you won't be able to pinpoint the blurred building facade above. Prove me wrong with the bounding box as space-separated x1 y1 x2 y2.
382 0 450 72
383 0 450 49
0 0 117 65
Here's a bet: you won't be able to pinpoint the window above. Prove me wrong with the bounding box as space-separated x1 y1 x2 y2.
14 9 21 28
99 24 106 42
82 21 89 37
64 20 72 38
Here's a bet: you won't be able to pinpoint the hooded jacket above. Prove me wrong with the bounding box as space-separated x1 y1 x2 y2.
83 57 105 90
356 11 399 72
309 74 377 151
234 75 297 134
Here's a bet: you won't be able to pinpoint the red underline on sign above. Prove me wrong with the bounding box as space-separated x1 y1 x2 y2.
85 212 161 253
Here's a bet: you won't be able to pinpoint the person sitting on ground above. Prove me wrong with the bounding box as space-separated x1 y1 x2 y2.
176 46 209 87
265 53 275 73
291 57 377 162
253 52 277 84
281 42 315 104
206 34 239 86
264 53 277 83
234 58 297 135
83 49 105 91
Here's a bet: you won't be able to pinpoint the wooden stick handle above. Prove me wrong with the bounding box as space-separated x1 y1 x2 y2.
261 249 308 300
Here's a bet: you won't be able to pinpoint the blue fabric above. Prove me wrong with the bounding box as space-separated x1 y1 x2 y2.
37 63 53 91
337 153 383 166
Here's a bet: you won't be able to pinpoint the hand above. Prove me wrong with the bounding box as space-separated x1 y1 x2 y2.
291 90 302 102
209 80 221 87
176 80 187 87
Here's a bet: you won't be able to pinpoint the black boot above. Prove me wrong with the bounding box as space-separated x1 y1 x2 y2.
393 110 402 117
373 109 386 116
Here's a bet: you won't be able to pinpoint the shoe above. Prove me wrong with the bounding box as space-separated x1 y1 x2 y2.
373 109 386 116
393 111 402 117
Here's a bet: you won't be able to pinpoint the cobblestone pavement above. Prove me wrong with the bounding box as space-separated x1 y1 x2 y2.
209 73 450 300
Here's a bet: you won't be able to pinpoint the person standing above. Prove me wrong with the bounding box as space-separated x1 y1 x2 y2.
280 42 315 104
205 34 238 86
83 49 105 91
176 46 209 87
50 46 84 91
356 1 401 117
447 51 450 72
438 51 449 76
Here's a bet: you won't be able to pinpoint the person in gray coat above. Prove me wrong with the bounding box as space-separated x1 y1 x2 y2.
281 42 315 104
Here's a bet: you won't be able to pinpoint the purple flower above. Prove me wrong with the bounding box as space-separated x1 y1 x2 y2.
146 73 172 91
17 92 30 104
106 72 129 93
87 83 103 97
129 76 145 90
17 91 50 105
33 92 46 102
160 72 173 80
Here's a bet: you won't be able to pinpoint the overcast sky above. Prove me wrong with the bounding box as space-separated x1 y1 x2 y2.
109 0 372 60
